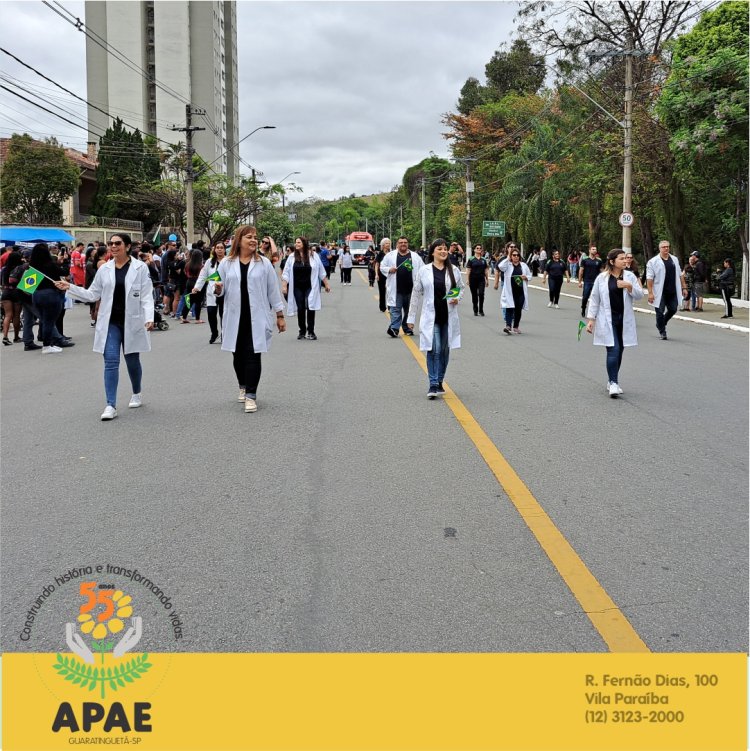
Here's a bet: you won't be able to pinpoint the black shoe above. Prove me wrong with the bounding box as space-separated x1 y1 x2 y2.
427 386 438 399
436 383 446 395
297 333 306 340
474 310 478 316
2 337 11 346
387 328 398 338
209 335 218 343
503 326 512 335
24 342 42 351
54 340 75 348
403 329 414 336
660 332 668 340
479 311 485 316
307 333 317 340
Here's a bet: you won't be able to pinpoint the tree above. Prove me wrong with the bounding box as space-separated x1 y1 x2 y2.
484 40 546 98
457 77 486 115
0 133 80 223
91 118 162 225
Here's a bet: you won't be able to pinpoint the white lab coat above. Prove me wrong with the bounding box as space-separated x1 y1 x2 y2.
407 263 464 351
379 250 424 307
66 258 154 354
646 253 682 308
281 252 327 315
217 255 284 354
193 257 221 307
586 270 643 347
498 259 531 310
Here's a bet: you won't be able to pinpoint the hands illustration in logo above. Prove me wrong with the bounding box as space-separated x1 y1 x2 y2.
112 616 143 658
65 616 143 662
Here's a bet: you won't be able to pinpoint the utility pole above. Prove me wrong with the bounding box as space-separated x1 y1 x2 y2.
457 158 476 252
622 33 634 254
250 168 257 225
169 105 205 246
420 178 426 250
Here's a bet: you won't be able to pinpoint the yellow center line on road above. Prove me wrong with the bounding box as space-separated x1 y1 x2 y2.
357 269 649 652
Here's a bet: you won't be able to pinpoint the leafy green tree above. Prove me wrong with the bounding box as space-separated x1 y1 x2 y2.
457 77 486 115
0 133 80 223
484 40 545 98
91 118 162 224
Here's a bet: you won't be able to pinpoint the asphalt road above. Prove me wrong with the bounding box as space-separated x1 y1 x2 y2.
2 270 747 654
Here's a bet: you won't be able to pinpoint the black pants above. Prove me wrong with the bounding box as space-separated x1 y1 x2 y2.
377 274 387 311
207 297 224 339
342 267 352 283
469 277 485 313
294 285 315 335
655 292 679 334
548 276 563 304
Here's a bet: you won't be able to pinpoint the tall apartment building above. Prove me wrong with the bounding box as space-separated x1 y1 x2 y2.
85 1 239 180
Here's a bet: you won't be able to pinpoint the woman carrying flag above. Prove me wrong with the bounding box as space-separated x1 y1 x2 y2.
494 244 531 335
406 238 464 399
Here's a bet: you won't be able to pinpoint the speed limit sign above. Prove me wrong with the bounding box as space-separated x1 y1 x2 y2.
619 212 635 227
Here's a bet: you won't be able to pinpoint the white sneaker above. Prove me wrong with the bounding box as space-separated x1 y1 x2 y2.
617 384 624 395
547 302 553 307
42 345 62 354
128 393 142 408
244 397 257 413
101 406 117 420
608 383 619 398
238 388 246 402
554 304 560 309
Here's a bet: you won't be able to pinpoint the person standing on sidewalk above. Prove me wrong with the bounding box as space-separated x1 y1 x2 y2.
214 226 286 412
380 236 424 337
719 258 735 319
578 246 602 318
55 233 154 420
690 251 708 311
407 238 464 399
585 249 643 398
466 243 489 316
646 240 687 340
543 249 569 308
281 236 330 340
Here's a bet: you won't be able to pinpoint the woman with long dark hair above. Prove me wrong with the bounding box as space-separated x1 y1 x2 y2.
281 236 330 340
181 249 206 323
192 239 227 343
585 248 643 398
28 243 64 353
213 225 286 412
466 243 489 316
55 233 154 419
495 244 531 334
719 258 735 319
1 250 23 344
542 249 569 308
407 238 464 398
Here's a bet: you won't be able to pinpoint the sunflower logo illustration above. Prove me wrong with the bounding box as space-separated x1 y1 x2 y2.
53 583 151 699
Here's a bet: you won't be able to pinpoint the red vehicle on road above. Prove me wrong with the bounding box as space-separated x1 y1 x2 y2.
345 231 374 266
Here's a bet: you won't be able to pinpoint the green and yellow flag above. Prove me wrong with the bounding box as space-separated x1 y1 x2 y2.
207 271 221 282
18 267 44 295
577 320 586 341
401 258 413 271
444 286 461 300
183 293 191 310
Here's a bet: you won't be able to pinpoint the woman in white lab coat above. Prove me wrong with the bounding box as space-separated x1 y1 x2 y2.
214 225 286 413
281 236 330 340
55 233 154 421
494 244 531 334
406 238 464 399
192 239 227 343
585 248 644 398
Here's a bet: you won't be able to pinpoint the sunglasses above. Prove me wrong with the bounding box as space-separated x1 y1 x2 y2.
107 241 124 246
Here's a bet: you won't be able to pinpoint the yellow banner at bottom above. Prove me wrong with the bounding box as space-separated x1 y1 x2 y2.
2 653 746 750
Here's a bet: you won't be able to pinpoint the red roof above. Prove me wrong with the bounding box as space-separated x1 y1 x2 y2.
0 137 97 170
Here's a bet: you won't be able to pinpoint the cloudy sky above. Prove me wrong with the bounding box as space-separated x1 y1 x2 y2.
1 0 520 200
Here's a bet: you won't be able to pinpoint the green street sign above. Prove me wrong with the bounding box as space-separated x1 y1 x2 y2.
482 220 506 237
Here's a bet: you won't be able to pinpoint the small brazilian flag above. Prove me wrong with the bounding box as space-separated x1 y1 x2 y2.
577 320 586 341
401 258 413 271
18 266 43 294
514 275 524 286
183 293 191 310
444 286 461 300
207 271 221 282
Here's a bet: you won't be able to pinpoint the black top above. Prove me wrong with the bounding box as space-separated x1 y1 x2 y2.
608 274 624 316
580 257 602 282
111 260 131 328
376 250 386 277
239 261 251 321
396 253 413 295
433 266 449 326
510 264 525 301
546 260 567 278
661 257 676 297
466 257 487 280
719 267 735 289
293 260 312 291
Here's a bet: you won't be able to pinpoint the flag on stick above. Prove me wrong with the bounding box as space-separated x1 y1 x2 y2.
401 259 413 271
207 271 221 282
152 225 162 245
444 287 461 300
18 267 46 295
577 320 586 341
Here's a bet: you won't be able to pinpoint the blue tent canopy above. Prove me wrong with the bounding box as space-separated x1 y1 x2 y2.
0 227 75 244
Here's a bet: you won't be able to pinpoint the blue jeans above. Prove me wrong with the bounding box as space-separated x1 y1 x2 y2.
389 291 412 333
655 292 679 334
426 322 450 387
103 323 142 407
33 288 64 346
606 311 624 384
581 281 595 316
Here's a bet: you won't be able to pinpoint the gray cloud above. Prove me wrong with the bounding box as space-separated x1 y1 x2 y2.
1 0 519 199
